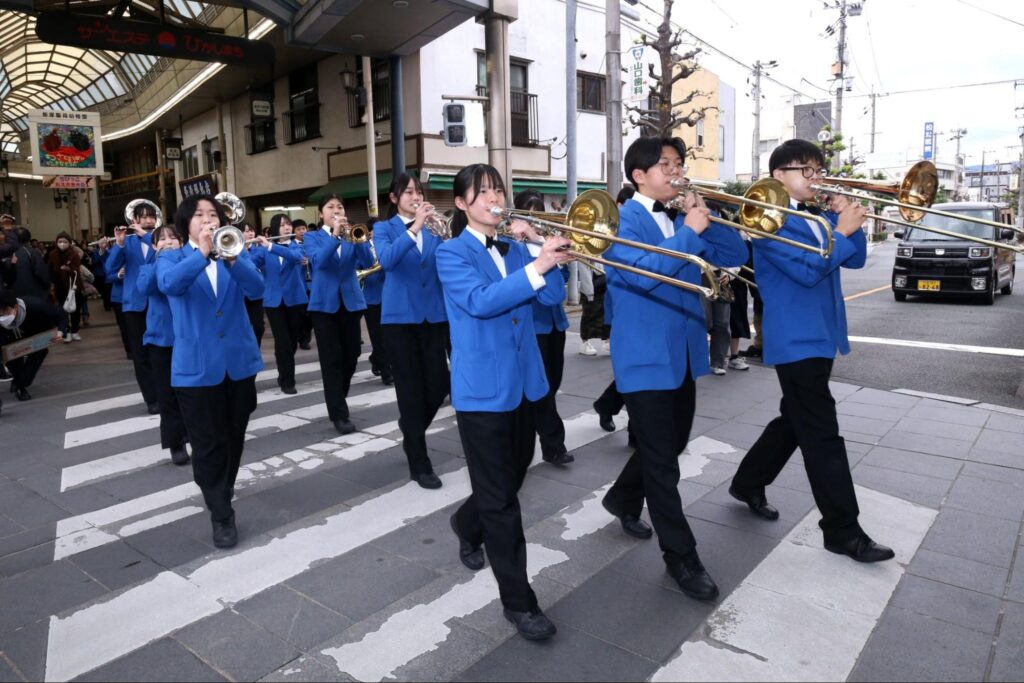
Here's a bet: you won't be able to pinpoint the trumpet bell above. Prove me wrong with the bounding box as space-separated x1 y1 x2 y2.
565 189 618 256
342 223 369 243
897 161 938 223
213 226 245 258
739 179 790 234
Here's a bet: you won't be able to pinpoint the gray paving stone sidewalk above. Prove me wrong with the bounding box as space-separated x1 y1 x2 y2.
0 308 1021 681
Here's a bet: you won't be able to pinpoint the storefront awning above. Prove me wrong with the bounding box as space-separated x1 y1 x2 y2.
308 170 409 203
425 173 609 195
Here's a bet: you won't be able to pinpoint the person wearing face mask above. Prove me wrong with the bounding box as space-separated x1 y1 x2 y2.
0 290 64 410
157 195 264 549
137 226 190 466
242 223 267 349
46 232 85 342
436 164 573 642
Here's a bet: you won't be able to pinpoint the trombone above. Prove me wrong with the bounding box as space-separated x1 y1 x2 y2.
809 161 1024 253
491 189 725 300
673 178 835 258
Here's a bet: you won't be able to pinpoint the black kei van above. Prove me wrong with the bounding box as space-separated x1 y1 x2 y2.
890 202 1018 305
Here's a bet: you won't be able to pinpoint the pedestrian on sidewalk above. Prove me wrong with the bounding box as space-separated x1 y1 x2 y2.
0 290 64 411
728 139 895 563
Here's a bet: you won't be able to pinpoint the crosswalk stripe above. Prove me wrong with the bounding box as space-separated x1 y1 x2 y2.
44 410 623 681
650 486 938 682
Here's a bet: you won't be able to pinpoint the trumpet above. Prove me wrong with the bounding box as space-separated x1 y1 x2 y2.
413 204 453 240
357 237 382 282
208 192 248 259
671 178 835 258
492 189 726 300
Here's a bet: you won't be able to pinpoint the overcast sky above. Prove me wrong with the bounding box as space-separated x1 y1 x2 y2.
629 0 1024 175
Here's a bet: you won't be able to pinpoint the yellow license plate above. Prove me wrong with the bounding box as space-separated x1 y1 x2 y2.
917 280 941 291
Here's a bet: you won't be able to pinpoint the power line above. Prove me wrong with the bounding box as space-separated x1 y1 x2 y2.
842 77 1024 99
862 8 886 91
950 0 1024 29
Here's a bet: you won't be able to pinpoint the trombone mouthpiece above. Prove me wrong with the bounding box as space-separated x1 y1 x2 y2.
489 207 505 216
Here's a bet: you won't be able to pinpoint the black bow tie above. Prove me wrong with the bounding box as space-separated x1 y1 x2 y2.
652 200 679 222
485 235 510 256
796 202 823 216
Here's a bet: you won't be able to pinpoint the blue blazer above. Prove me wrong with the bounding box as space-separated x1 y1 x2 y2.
111 278 124 305
754 210 866 366
304 227 370 314
373 214 448 324
156 244 265 388
251 241 308 308
436 230 566 412
533 265 570 334
137 260 173 347
105 233 155 313
605 198 747 392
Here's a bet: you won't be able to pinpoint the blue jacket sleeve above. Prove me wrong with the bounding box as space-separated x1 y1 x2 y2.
536 266 567 307
158 249 210 296
757 225 860 288
376 222 417 271
105 243 126 279
269 243 302 264
436 245 545 319
356 242 375 268
137 261 159 297
248 246 266 270
604 224 706 293
312 235 350 270
700 221 749 269
227 250 265 299
843 229 868 270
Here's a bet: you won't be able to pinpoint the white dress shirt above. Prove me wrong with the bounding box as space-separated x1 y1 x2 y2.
632 192 675 239
404 218 424 253
465 226 546 290
791 200 825 247
190 240 218 296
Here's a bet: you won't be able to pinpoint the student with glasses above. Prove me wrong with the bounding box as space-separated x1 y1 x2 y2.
728 139 895 564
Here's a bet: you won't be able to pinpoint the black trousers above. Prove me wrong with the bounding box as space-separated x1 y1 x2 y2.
732 357 863 544
123 310 157 405
382 322 450 475
265 304 306 389
364 304 390 376
8 348 46 389
148 344 188 450
311 307 363 422
594 380 626 416
605 376 699 566
532 330 567 459
245 298 266 349
112 302 131 357
299 306 313 347
176 375 257 522
453 400 538 612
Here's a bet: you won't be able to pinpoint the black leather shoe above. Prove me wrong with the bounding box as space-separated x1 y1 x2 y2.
450 514 485 571
825 536 895 563
602 498 653 539
371 366 382 377
147 402 160 415
212 515 238 549
381 374 395 386
667 554 720 601
413 472 443 489
13 385 31 401
170 445 190 466
594 404 615 432
503 608 557 641
333 419 356 435
728 485 780 521
281 385 297 395
542 451 575 467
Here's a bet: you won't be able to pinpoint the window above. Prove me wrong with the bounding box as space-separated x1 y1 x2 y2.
577 73 605 113
348 59 390 128
182 145 199 179
696 119 705 148
286 64 321 143
510 59 529 93
719 125 725 162
202 137 219 173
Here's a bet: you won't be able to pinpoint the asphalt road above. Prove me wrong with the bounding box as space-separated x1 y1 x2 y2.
835 240 1024 408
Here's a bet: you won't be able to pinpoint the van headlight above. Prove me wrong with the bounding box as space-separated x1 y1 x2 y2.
894 276 908 288
969 247 992 258
896 246 913 257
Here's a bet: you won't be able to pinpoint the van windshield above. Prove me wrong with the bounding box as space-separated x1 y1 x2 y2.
903 209 996 242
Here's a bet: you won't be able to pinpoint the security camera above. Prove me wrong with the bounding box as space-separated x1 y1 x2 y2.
580 51 588 60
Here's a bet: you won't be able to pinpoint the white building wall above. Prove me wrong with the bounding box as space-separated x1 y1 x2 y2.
719 82 737 181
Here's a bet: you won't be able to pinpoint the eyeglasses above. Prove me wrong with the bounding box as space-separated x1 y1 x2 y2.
778 166 827 179
656 161 688 175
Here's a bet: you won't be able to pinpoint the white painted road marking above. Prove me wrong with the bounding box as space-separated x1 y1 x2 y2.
849 335 1024 358
651 486 938 682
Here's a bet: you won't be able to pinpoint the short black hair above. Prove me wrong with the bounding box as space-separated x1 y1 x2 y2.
624 136 687 190
450 163 506 237
768 139 826 174
268 213 291 238
15 227 32 244
173 195 228 245
133 202 158 220
513 189 544 212
291 219 307 229
615 186 635 205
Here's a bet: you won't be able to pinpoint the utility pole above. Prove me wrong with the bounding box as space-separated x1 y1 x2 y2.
981 150 987 201
948 128 967 199
566 0 577 204
869 90 877 153
828 0 859 171
605 0 622 194
750 59 776 180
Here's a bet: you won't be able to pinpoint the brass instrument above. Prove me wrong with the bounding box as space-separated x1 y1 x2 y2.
672 178 835 258
810 161 1024 252
124 199 163 228
492 189 725 300
209 192 248 259
413 204 453 240
357 240 382 282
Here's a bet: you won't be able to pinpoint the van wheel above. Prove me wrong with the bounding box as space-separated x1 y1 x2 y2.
894 291 907 302
1001 267 1014 295
980 278 996 305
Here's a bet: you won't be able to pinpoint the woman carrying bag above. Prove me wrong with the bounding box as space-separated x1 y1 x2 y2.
47 231 85 342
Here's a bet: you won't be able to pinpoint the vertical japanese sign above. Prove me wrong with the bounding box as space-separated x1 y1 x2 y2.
28 109 104 176
629 45 647 103
923 121 934 160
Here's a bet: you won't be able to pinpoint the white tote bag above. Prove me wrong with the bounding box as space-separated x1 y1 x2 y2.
63 273 78 313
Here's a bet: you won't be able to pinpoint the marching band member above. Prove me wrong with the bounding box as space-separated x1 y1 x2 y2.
375 173 450 489
136 225 190 466
437 164 572 642
105 204 159 413
602 136 746 601
251 214 309 395
304 195 372 435
242 224 266 348
157 195 264 549
291 219 314 350
513 189 573 466
728 139 894 563
360 218 391 385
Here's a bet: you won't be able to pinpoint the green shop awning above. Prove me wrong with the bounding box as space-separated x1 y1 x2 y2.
309 169 419 203
426 173 608 194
